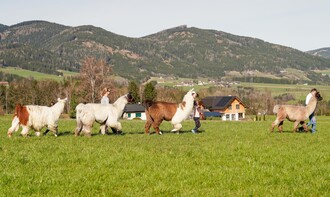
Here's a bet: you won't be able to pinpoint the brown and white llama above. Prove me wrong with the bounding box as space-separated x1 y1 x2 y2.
7 98 68 137
144 88 196 135
271 91 322 133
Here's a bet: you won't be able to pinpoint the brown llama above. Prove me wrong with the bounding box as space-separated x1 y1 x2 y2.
271 91 322 133
144 89 196 135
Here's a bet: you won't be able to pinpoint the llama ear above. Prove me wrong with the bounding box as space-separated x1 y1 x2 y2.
57 98 60 102
189 88 194 92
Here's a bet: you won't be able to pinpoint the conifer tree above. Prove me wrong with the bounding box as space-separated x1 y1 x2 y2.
143 81 157 101
128 81 140 103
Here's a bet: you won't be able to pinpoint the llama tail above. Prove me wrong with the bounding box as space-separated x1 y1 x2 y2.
74 103 85 136
143 100 154 111
14 103 22 116
273 105 281 115
75 103 85 120
143 100 155 122
13 103 24 128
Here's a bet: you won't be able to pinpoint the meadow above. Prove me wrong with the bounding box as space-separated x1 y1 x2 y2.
0 115 329 196
0 67 79 82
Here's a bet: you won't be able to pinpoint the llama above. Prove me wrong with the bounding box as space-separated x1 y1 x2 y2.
144 88 196 135
271 92 322 133
7 98 68 137
74 93 133 136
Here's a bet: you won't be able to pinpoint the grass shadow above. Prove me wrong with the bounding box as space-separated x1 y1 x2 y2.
57 131 73 136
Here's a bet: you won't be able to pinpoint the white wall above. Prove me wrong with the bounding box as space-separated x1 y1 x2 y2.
123 112 146 120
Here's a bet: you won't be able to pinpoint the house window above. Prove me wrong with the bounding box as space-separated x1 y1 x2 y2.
226 114 230 120
128 113 131 118
228 106 232 110
231 114 236 120
136 112 142 117
236 104 240 109
238 113 243 119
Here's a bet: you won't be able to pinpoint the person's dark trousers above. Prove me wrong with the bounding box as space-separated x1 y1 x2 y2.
192 117 201 132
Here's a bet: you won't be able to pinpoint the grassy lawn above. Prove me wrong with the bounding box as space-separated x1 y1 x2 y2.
0 115 329 196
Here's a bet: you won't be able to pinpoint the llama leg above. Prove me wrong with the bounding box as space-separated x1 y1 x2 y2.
35 130 41 137
302 122 309 132
46 124 58 137
278 121 284 133
300 121 308 132
152 120 162 135
7 116 20 137
21 126 30 137
145 119 153 134
53 127 58 137
271 119 280 132
108 122 122 134
43 129 50 136
104 125 110 134
83 125 92 137
171 123 182 133
100 123 111 134
74 120 83 136
99 124 107 135
114 122 122 134
74 126 82 136
293 121 299 133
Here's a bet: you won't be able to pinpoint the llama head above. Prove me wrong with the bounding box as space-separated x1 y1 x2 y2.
315 92 323 101
57 97 68 103
126 92 134 103
183 88 196 104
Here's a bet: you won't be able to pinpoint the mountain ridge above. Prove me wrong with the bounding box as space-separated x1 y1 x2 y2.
0 20 329 83
307 47 330 59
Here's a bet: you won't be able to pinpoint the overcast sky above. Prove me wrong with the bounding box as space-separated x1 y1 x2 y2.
1 0 329 51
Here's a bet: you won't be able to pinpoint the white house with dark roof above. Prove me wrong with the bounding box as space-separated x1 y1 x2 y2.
202 96 247 121
123 104 146 120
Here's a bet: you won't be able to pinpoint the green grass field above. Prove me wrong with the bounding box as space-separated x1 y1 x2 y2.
0 115 329 196
236 82 330 102
0 67 78 82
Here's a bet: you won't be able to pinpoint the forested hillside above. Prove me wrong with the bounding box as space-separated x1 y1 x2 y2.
0 24 7 32
1 21 330 83
307 47 330 59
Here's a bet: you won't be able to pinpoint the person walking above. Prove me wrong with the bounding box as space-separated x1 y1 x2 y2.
101 88 111 104
306 88 317 133
191 94 204 134
100 88 111 134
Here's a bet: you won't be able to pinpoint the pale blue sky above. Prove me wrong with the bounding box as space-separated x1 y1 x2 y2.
1 0 329 51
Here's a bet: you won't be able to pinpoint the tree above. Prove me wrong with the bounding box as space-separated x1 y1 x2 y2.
128 81 140 103
143 82 157 101
80 57 112 103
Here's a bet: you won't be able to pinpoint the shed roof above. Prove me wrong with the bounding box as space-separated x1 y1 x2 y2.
124 104 145 113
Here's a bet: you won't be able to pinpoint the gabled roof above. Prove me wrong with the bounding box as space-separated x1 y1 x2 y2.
202 96 247 110
124 104 145 113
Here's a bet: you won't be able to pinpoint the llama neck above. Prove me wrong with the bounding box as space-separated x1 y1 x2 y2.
114 97 128 117
306 97 317 115
185 100 194 111
51 102 65 118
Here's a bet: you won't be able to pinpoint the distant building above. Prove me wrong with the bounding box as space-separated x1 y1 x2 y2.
202 96 247 121
123 104 146 120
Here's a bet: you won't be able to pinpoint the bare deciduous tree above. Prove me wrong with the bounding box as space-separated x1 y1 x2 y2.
80 57 112 103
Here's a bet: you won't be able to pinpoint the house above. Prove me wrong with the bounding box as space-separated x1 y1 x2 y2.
123 104 146 120
202 96 247 121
